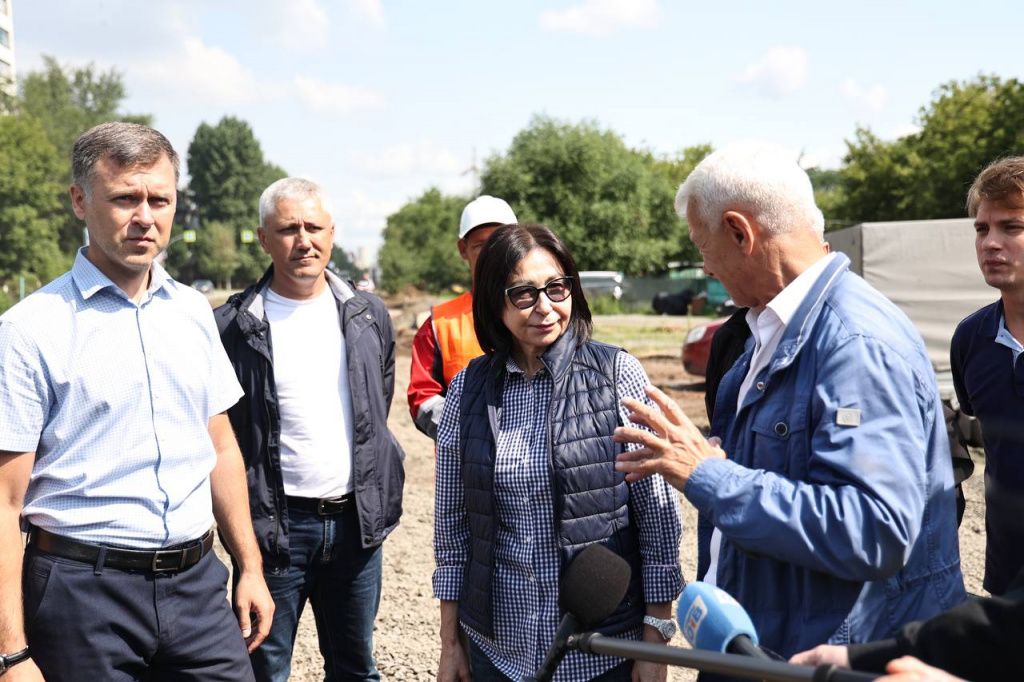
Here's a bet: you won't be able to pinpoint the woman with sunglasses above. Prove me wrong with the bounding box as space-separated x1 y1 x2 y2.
432 224 683 682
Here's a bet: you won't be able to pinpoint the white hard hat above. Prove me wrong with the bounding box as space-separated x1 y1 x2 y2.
459 195 517 239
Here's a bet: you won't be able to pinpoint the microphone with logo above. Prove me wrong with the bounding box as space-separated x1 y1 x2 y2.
677 581 771 660
523 543 631 682
532 550 877 681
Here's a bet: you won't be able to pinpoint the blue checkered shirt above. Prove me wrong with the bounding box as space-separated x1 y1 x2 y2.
434 351 683 681
0 250 243 548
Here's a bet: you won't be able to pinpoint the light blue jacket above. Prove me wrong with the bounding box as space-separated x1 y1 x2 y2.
686 254 966 657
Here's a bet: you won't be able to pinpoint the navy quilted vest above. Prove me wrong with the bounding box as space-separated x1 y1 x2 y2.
457 330 644 637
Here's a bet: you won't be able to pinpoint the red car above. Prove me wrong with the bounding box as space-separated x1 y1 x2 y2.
681 318 728 376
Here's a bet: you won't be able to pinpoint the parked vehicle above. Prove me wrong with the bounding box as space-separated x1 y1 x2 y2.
578 271 624 300
682 317 728 376
191 279 214 294
652 289 692 315
651 269 731 315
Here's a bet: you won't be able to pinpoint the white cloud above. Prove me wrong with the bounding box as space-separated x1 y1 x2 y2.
350 0 386 27
333 189 406 256
293 76 385 115
540 0 659 36
350 142 463 177
840 78 887 113
134 36 262 107
269 0 330 50
736 46 808 98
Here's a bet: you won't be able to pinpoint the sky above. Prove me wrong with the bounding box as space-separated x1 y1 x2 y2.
10 0 1024 262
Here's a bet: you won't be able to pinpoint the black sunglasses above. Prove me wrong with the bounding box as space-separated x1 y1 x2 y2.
505 276 574 310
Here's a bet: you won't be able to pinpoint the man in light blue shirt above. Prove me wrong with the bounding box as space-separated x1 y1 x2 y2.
0 122 273 681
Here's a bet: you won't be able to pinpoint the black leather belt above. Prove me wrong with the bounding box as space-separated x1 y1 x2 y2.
285 493 355 515
30 528 215 574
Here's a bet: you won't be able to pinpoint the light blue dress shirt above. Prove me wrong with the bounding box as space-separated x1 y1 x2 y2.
996 315 1023 363
0 250 243 548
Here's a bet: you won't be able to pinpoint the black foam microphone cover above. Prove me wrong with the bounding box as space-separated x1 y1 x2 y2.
559 543 632 629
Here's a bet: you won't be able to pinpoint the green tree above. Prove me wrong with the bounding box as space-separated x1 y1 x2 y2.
15 56 153 254
234 241 271 284
653 143 713 189
330 247 359 279
185 116 285 287
194 221 240 289
836 75 1024 222
481 116 695 275
0 115 70 301
187 116 286 226
804 166 847 230
378 188 467 292
653 144 713 261
18 56 152 160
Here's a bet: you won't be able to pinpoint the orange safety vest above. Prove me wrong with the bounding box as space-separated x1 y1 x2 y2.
431 292 484 386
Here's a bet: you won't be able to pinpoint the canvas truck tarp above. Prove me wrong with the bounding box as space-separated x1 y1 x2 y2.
827 218 996 383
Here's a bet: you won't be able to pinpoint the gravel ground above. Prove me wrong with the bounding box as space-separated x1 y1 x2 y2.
242 345 988 681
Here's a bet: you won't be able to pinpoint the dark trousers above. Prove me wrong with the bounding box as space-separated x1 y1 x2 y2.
249 503 383 682
23 545 254 681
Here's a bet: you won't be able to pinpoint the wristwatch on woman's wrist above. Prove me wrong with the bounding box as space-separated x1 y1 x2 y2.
642 615 677 641
0 647 30 675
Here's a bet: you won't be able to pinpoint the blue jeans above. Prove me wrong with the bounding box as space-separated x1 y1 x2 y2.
249 504 383 681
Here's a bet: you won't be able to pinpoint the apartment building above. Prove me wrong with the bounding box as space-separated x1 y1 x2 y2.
0 0 15 96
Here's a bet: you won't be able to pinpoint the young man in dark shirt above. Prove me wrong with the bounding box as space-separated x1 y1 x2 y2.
950 156 1024 596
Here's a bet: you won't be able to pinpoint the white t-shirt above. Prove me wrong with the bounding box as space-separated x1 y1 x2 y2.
265 287 355 498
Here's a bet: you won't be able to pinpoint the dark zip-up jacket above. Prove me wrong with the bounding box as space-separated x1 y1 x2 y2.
214 267 405 570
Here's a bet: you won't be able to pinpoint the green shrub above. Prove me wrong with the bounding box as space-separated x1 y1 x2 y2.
586 294 624 315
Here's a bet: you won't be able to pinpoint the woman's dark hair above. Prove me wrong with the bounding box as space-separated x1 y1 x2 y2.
472 223 592 355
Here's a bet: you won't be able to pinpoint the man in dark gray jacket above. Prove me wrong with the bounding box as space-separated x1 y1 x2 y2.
215 177 405 681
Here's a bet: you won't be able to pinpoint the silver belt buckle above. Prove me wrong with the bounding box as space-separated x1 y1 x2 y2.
151 549 186 573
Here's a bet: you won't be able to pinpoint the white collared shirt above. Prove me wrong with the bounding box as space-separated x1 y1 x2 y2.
706 252 837 585
737 253 838 408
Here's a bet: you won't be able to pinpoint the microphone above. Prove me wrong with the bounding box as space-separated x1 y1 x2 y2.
527 543 632 682
550 559 878 681
678 581 769 659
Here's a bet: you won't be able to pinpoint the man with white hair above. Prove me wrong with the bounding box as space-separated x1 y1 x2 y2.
215 178 405 681
614 142 966 658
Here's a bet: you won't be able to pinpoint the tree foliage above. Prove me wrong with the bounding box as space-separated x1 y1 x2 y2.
18 56 152 160
481 116 699 275
835 75 1024 222
160 116 286 287
804 167 845 230
187 116 286 226
377 120 712 292
234 241 271 284
194 221 240 289
0 115 69 290
16 56 152 253
378 188 468 292
330 247 359 279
